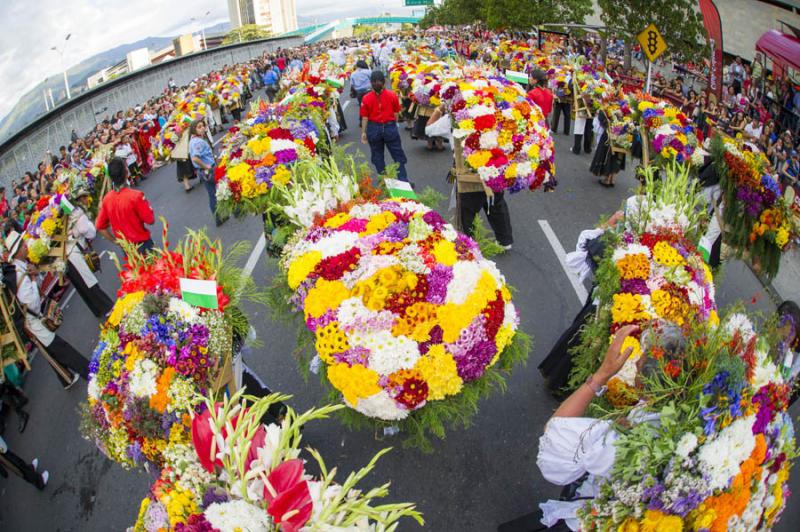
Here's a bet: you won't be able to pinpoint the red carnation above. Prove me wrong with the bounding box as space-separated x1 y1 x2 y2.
473 114 496 132
268 128 293 140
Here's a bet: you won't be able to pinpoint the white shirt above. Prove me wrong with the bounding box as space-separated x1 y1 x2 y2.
744 122 763 139
115 143 136 166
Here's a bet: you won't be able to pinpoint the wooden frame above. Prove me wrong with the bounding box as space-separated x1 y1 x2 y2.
0 292 29 371
572 78 594 119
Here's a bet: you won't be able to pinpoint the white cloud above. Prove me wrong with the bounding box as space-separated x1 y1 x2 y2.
0 0 419 121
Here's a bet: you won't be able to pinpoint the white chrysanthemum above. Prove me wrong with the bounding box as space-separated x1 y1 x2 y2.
479 130 499 149
441 225 458 243
341 254 399 288
356 331 419 375
204 500 270 532
396 244 428 274
268 138 299 152
697 415 756 491
611 243 652 263
724 313 756 343
516 161 533 176
446 261 484 305
87 378 100 401
477 165 500 181
215 180 231 202
348 202 383 219
351 390 409 420
675 432 699 458
314 231 361 259
752 347 782 388
167 297 200 324
128 359 158 398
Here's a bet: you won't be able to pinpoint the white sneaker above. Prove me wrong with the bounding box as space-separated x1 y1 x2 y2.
502 244 513 251
31 458 38 471
41 470 49 486
64 371 80 390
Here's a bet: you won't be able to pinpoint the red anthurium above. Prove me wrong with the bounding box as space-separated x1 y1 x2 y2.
264 460 313 532
192 407 218 472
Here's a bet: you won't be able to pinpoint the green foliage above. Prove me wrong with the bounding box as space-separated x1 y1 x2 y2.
471 215 506 257
420 0 590 29
353 24 380 37
222 24 271 45
597 0 707 63
414 186 446 211
266 266 532 452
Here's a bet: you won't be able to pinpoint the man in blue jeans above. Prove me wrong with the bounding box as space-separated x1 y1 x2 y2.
188 119 225 227
360 70 410 183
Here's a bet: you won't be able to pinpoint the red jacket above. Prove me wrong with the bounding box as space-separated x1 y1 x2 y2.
360 89 401 123
96 187 155 243
527 87 554 119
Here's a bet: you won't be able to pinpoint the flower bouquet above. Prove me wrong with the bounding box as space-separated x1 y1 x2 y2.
388 61 417 93
710 136 797 278
569 167 715 404
274 197 530 449
575 312 796 531
131 389 423 531
214 100 323 219
636 99 701 166
152 94 211 161
82 227 261 470
410 63 448 108
440 76 556 194
23 194 68 264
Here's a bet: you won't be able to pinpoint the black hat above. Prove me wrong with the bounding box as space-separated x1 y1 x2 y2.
370 70 385 83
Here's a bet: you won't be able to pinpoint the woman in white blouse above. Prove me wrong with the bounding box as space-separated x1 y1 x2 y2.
65 189 113 317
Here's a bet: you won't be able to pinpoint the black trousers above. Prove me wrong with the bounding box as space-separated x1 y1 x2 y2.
0 450 44 489
47 335 90 385
66 262 113 317
551 101 571 134
460 191 513 246
572 119 594 154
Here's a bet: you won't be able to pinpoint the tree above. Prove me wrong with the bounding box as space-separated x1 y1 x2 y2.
420 0 591 30
597 0 707 66
483 0 592 30
222 24 272 45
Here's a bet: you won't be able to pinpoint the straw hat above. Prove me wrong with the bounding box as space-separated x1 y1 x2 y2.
4 230 23 257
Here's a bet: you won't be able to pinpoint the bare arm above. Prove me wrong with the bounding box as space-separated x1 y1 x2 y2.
99 228 115 242
552 325 639 418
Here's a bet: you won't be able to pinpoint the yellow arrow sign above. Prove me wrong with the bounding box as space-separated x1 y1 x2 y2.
637 23 667 63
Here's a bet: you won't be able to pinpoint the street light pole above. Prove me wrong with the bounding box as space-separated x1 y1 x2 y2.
50 33 72 101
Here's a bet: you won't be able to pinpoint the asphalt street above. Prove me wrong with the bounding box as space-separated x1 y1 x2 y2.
1 86 797 532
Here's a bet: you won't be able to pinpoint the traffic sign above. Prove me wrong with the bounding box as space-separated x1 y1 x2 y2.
405 0 433 5
637 23 667 63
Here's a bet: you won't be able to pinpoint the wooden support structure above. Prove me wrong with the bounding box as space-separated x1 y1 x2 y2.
0 292 29 371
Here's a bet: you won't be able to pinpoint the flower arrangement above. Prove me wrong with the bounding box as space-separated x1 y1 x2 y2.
82 227 261 470
710 136 797 278
440 76 556 193
131 389 423 531
569 166 714 403
276 197 530 448
637 99 700 165
23 194 66 263
152 94 211 161
388 61 417 93
210 68 250 107
214 100 323 218
410 62 448 107
577 313 796 531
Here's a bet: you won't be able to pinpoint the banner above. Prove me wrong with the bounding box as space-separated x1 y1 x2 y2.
698 0 724 99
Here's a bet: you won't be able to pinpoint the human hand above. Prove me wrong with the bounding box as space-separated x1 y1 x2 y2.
361 132 368 145
606 210 624 228
595 324 639 384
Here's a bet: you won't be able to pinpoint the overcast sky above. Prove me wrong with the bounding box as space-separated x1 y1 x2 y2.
0 0 416 121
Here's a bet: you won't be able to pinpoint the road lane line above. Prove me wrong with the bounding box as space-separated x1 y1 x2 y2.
537 219 588 304
61 288 77 309
243 233 267 277
342 100 350 111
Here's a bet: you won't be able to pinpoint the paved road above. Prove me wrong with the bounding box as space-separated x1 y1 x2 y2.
1 87 797 532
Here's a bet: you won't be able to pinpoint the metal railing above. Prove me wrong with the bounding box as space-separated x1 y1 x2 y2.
0 35 304 186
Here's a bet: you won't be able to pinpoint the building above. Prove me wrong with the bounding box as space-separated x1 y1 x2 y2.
87 68 110 89
173 34 196 57
227 0 297 34
126 48 151 72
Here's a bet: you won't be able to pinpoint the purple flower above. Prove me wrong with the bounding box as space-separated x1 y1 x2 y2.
620 278 650 295
425 265 452 305
127 441 145 465
255 165 274 186
201 487 230 509
274 149 298 164
333 346 370 367
453 338 496 382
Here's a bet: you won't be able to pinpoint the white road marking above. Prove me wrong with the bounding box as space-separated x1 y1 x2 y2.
537 219 588 304
342 100 350 111
61 288 77 309
243 232 267 277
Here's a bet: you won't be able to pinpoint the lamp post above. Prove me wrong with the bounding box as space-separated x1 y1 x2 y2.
190 11 212 50
50 33 72 101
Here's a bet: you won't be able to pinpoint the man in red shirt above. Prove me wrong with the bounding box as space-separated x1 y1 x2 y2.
527 69 554 120
360 70 410 182
96 157 156 252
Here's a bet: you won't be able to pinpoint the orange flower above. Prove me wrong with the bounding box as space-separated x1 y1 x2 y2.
150 367 176 413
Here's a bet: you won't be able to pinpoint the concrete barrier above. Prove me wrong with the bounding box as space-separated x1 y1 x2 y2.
0 35 304 186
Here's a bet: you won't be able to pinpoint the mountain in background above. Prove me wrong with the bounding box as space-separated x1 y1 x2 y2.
0 22 230 144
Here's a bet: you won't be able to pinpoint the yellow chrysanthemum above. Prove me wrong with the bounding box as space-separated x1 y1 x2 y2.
639 509 683 532
432 239 457 266
362 211 397 235
611 293 649 324
273 166 291 186
287 251 322 289
651 289 687 326
304 279 349 319
652 241 685 267
324 212 351 229
108 291 146 327
315 322 350 363
226 161 254 184
327 363 381 405
466 150 492 169
246 136 271 156
616 253 650 280
414 345 463 400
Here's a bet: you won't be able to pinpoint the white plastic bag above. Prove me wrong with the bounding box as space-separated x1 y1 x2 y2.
425 115 451 138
